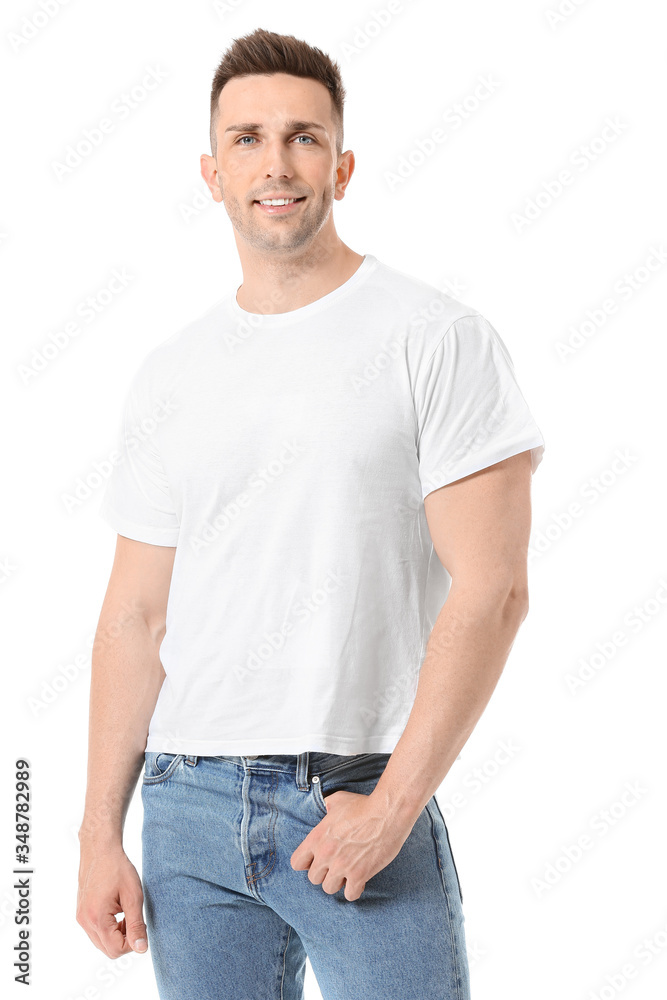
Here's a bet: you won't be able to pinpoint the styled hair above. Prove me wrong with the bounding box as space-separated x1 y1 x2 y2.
209 28 346 158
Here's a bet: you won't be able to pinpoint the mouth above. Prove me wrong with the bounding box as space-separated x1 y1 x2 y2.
253 196 306 215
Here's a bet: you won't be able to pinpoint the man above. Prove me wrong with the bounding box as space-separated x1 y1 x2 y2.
77 27 545 1000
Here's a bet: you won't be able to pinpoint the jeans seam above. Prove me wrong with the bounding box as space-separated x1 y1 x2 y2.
279 923 294 1000
432 795 463 904
426 800 465 1000
245 769 279 885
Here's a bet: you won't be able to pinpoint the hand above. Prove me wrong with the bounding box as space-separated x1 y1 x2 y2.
76 843 148 958
290 789 414 901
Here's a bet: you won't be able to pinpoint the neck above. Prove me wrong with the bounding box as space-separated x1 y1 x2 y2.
234 235 365 315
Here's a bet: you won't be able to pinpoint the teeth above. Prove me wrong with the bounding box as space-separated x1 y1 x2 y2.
258 198 300 206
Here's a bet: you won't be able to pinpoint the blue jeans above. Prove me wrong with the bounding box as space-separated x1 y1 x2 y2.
141 751 470 1000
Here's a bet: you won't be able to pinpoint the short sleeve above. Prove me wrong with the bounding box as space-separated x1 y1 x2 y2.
414 313 545 499
99 371 180 546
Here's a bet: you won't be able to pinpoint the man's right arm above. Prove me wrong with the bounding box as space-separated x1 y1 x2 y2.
76 534 176 959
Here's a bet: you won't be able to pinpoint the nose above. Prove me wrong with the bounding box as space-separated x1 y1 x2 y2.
260 137 294 179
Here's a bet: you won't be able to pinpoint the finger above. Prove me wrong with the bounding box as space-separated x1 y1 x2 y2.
115 918 140 957
321 872 344 894
76 908 109 956
345 880 365 902
97 910 131 959
80 920 106 955
290 841 316 870
82 911 125 960
308 861 330 887
120 887 148 953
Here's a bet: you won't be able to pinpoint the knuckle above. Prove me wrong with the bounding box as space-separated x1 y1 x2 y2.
122 891 143 908
79 909 97 929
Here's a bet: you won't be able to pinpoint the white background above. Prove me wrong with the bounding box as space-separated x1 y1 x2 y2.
2 0 666 998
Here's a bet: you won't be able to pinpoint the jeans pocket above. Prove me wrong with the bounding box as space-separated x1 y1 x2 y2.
312 773 329 817
143 751 185 785
312 753 391 818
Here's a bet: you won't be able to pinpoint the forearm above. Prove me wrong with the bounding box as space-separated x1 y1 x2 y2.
371 585 528 824
78 613 165 848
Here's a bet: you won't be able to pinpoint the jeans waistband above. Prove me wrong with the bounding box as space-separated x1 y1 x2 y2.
180 752 389 790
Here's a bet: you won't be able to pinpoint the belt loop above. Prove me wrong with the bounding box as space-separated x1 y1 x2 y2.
296 752 310 791
185 755 198 766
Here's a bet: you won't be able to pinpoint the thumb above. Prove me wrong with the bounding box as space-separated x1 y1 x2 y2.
125 917 148 953
121 891 148 953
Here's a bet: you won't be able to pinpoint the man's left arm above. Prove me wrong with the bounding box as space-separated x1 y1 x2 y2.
291 448 534 899
372 447 534 825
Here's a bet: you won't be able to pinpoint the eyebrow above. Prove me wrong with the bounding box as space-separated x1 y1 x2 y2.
224 119 328 135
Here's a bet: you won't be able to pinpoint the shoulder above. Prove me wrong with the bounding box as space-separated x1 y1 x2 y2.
366 256 484 356
128 295 229 394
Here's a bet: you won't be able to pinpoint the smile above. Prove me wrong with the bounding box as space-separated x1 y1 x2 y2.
253 197 306 215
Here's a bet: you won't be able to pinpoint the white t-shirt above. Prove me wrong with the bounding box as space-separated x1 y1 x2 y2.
99 253 545 755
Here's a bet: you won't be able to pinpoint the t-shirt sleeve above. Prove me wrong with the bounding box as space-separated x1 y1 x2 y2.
414 312 545 499
99 370 180 546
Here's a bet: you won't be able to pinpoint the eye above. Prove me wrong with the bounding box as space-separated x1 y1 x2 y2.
234 133 316 146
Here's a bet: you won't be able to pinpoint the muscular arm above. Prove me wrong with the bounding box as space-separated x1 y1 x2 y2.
371 449 534 823
76 535 176 958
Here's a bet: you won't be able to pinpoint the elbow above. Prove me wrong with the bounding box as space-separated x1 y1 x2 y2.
504 583 530 625
448 577 529 623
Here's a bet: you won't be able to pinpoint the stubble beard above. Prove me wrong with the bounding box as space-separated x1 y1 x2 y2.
220 181 334 254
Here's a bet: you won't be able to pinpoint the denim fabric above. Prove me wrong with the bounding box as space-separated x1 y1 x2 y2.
141 751 470 1000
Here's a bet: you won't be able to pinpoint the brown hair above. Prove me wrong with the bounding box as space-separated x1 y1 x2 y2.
209 28 346 158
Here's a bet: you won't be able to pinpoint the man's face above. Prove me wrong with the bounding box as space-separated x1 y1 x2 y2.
207 73 348 254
